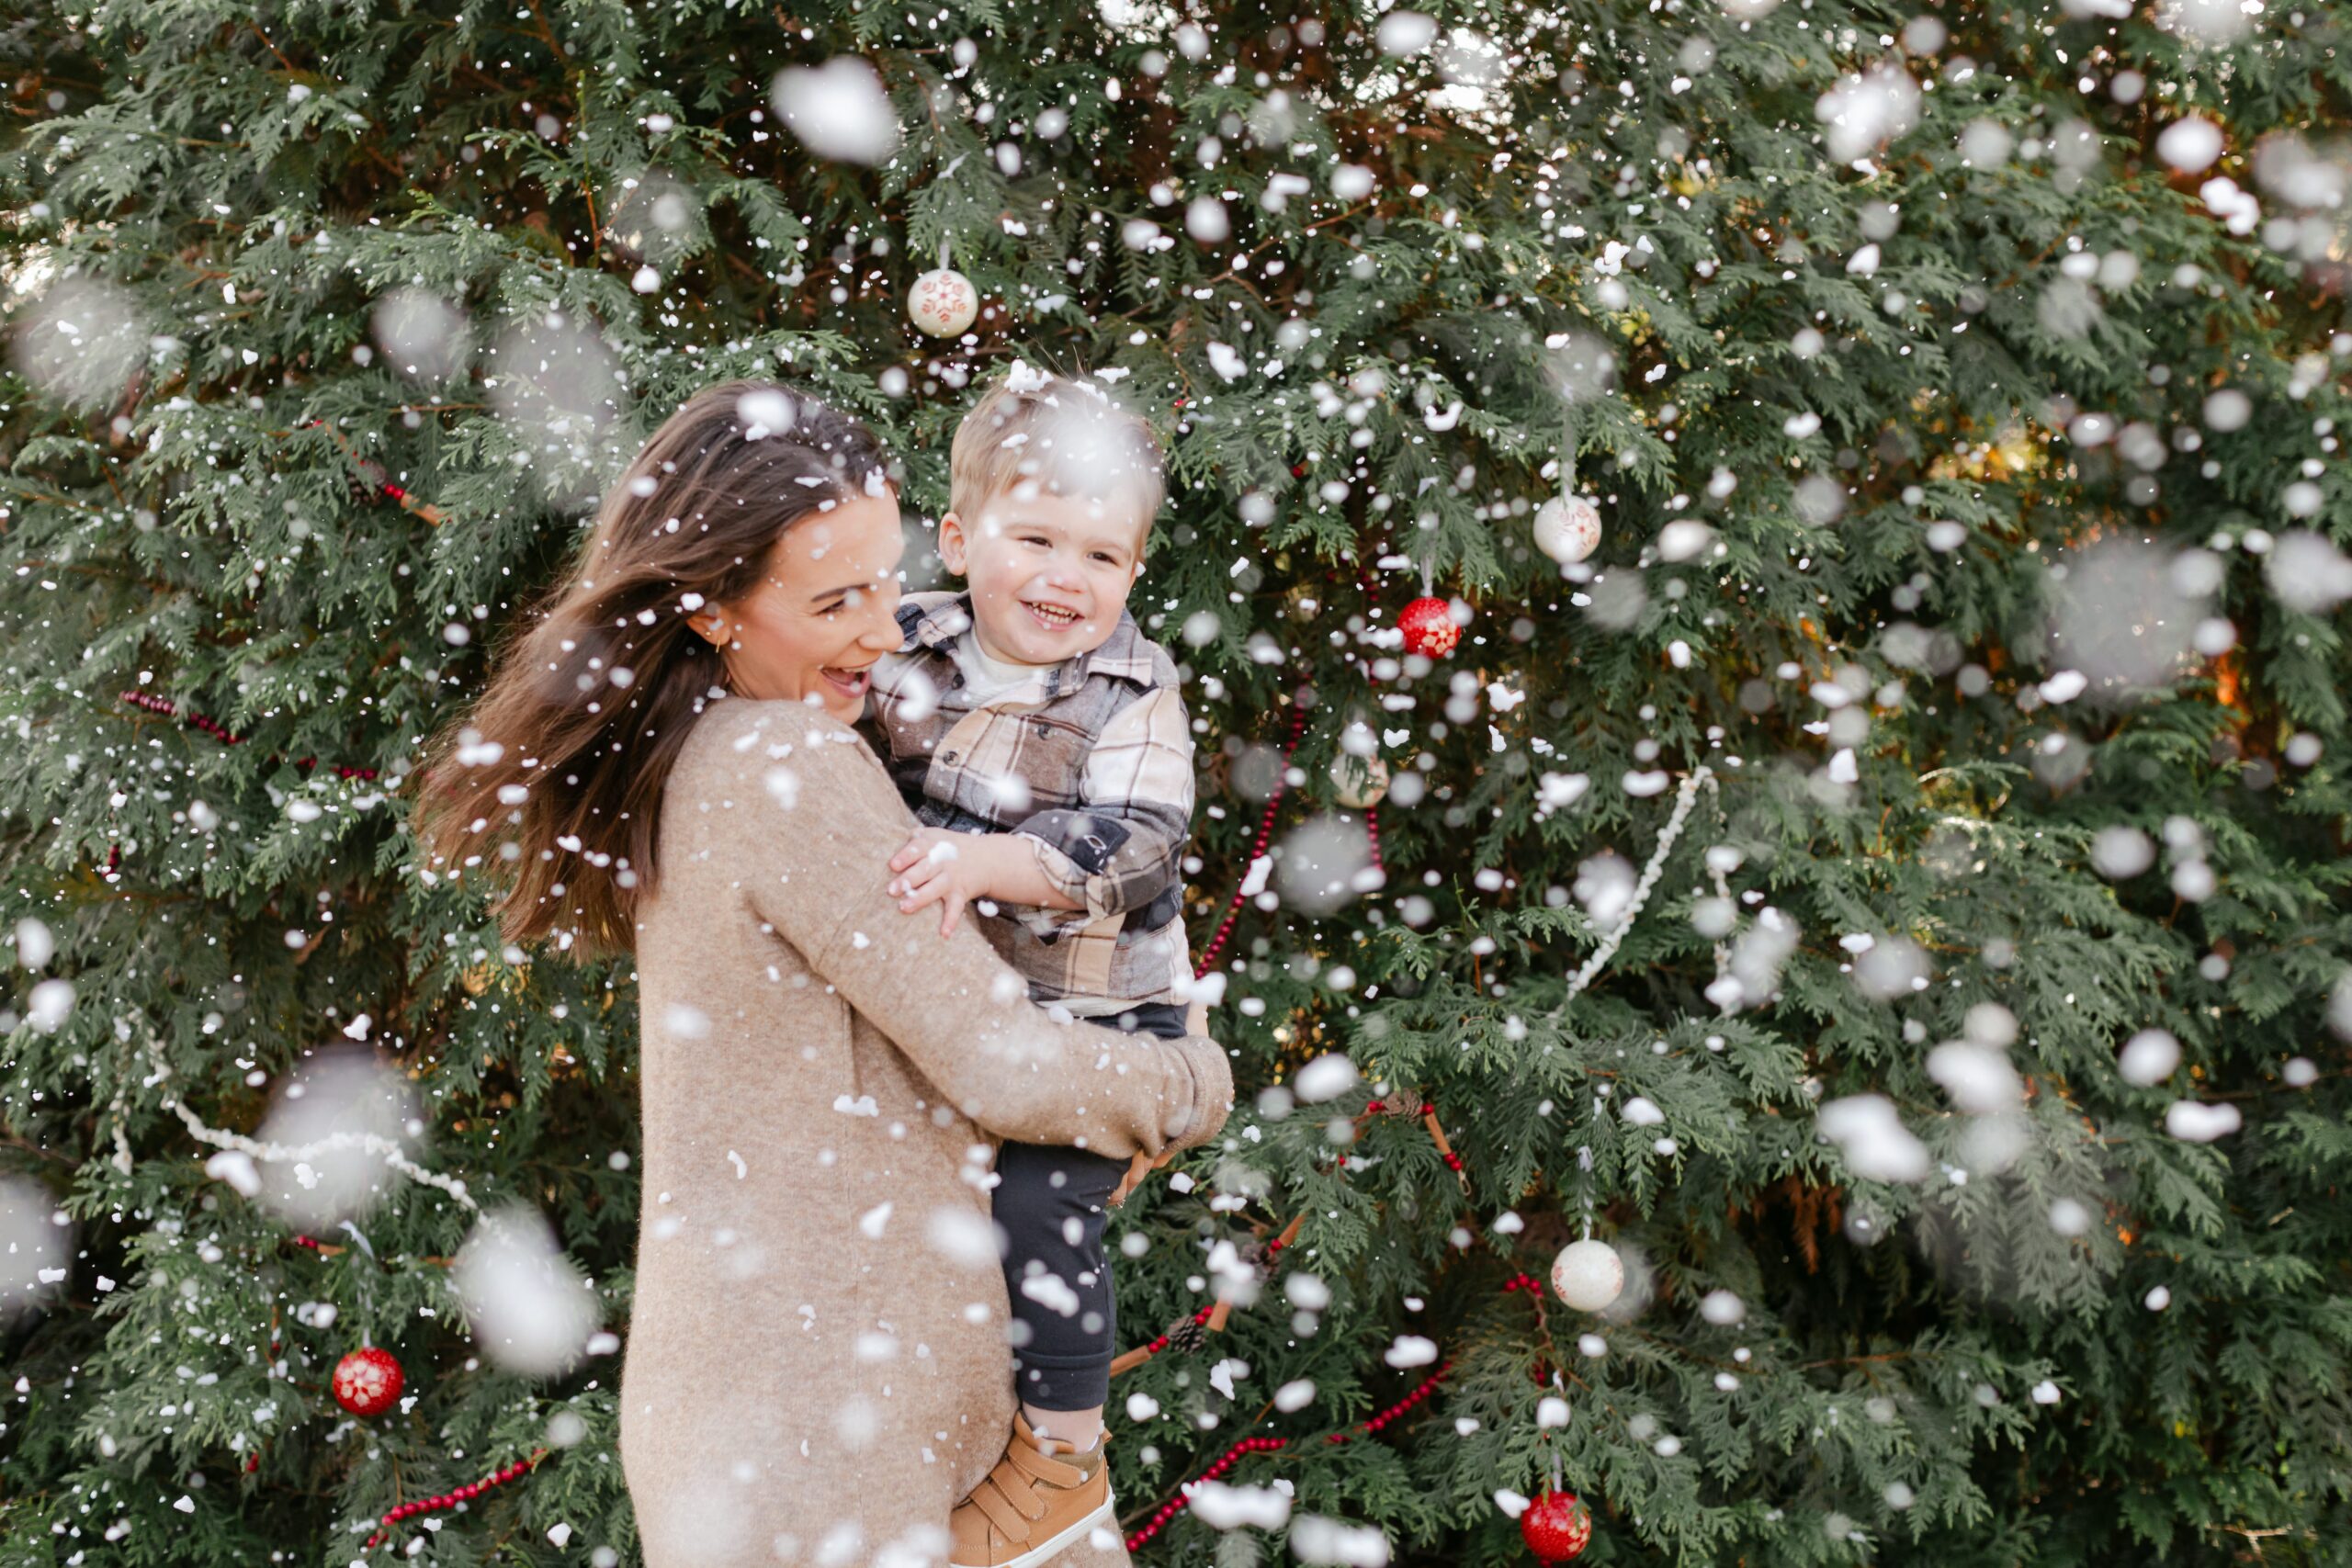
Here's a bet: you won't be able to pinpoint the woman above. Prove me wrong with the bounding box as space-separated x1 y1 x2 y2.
419 383 1230 1568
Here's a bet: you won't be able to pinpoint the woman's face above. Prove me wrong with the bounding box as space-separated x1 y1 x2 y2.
693 491 906 721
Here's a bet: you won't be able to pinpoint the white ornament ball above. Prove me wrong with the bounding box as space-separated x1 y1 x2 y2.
908 268 978 338
1550 1238 1625 1312
1533 495 1602 565
1329 753 1390 810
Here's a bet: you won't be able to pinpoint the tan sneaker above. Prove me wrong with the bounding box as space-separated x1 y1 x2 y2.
948 1414 1115 1568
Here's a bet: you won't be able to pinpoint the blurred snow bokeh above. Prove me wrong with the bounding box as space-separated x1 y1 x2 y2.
369 288 470 386
453 1202 601 1376
770 58 899 165
12 276 150 410
485 312 630 506
1815 1095 1931 1183
0 1176 69 1322
1274 815 1380 914
2047 538 2211 692
251 1048 420 1231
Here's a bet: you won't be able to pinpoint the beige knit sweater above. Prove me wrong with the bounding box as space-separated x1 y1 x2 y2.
620 698 1232 1568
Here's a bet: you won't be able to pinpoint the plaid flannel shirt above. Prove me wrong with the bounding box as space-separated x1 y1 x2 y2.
864 592 1195 1012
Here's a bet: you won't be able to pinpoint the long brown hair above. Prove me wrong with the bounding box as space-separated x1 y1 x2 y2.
413 381 893 957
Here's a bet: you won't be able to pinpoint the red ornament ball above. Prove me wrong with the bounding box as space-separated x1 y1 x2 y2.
1397 596 1461 659
1520 1490 1593 1562
331 1347 404 1417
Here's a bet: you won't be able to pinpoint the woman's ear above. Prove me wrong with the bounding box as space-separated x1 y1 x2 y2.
936 511 969 575
688 607 729 646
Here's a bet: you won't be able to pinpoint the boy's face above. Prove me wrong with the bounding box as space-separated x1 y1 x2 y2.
939 483 1147 665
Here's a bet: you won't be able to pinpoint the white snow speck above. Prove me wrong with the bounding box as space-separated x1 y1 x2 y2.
1382 1335 1438 1369
2119 1029 2182 1087
769 58 899 165
1292 1054 1360 1103
2164 1100 2242 1143
1374 10 1437 54
1192 1481 1292 1531
1815 1095 1930 1182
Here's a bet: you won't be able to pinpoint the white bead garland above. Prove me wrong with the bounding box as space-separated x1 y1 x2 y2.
1546 766 1719 1015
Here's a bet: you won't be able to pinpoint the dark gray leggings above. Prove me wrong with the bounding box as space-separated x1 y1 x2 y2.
996 1002 1188 1413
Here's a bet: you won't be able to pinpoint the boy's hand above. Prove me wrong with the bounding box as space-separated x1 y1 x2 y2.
887 829 1003 937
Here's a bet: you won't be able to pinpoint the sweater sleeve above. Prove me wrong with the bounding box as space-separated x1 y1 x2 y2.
692 701 1232 1156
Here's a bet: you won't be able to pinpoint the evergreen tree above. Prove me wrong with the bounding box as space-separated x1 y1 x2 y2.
5 2 2351 1564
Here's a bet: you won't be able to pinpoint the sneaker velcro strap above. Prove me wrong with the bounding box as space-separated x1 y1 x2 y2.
1004 1441 1086 1490
972 1477 1039 1542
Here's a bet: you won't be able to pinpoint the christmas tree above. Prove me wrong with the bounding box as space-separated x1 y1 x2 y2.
6 2 2352 1564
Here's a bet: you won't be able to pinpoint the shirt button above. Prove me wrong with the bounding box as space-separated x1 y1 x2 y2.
942 750 960 763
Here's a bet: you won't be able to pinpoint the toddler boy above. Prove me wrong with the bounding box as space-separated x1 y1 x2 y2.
865 365 1194 1568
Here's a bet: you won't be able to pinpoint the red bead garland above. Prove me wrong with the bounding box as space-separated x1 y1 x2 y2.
119 690 382 781
361 1450 549 1551
1193 701 1308 978
1124 1365 1452 1551
300 416 450 525
1133 1303 1218 1360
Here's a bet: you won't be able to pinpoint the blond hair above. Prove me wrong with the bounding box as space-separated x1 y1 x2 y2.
949 366 1164 538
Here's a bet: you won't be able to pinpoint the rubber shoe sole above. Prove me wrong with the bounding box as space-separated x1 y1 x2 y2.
948 1490 1116 1568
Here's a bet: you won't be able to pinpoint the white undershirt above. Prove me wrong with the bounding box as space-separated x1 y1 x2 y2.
955 630 1055 706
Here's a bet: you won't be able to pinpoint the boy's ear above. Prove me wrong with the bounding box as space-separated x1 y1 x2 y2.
936 511 969 575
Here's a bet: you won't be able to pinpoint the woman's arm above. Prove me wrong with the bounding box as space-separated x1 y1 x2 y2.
692 701 1232 1156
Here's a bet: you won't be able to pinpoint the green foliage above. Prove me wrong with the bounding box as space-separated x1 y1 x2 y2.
4 1 2351 1564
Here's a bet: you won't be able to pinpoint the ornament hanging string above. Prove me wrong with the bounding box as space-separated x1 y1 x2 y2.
1556 402 1578 502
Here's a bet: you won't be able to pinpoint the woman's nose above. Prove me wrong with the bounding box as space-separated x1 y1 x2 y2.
856 590 902 649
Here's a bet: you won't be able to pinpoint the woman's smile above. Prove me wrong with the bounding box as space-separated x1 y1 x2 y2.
820 664 875 702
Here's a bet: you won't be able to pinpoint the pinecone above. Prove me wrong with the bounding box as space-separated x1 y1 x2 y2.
1375 1086 1426 1119
1164 1314 1208 1355
345 457 388 504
